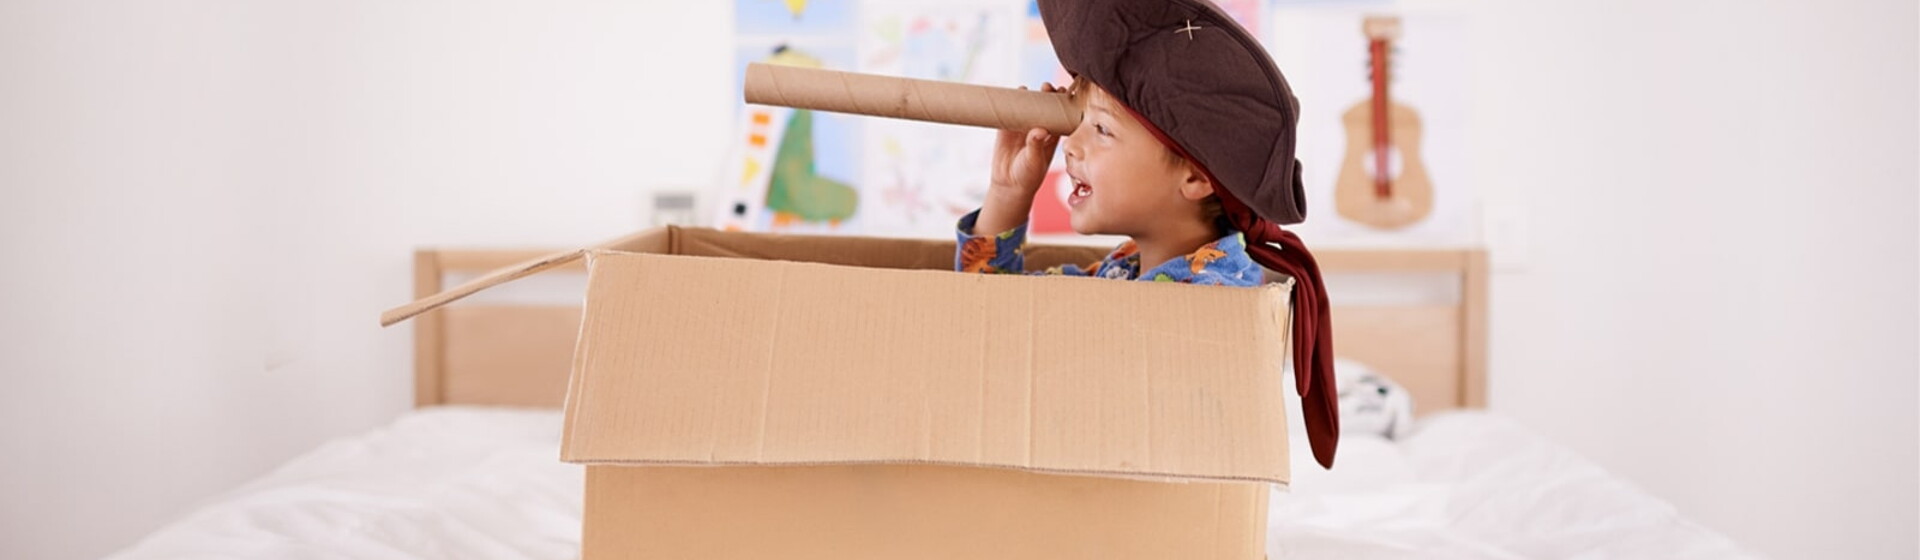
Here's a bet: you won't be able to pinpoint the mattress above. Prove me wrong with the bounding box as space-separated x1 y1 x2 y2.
108 407 1752 559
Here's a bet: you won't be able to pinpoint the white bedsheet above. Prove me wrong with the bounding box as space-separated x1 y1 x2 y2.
109 407 1752 559
108 408 582 560
1271 413 1751 559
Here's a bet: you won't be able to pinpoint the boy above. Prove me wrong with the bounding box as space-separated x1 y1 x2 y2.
954 0 1341 468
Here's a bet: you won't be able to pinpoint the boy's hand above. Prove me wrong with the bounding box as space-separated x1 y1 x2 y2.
989 83 1064 196
978 82 1063 236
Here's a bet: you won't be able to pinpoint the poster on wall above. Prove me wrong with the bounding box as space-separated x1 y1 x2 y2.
723 0 1470 245
722 0 864 234
855 1 1020 237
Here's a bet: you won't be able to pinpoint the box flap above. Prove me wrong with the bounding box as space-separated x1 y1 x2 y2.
379 227 674 327
562 251 1292 484
677 227 1112 273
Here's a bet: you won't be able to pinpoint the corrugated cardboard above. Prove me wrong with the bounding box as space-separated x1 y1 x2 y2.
385 226 1293 559
584 464 1268 560
566 250 1291 481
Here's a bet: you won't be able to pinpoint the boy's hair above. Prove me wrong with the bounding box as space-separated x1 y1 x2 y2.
1164 149 1226 225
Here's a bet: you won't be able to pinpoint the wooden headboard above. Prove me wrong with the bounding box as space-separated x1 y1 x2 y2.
408 246 1487 415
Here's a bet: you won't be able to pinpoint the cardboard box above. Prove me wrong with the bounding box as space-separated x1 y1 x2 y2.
385 227 1293 559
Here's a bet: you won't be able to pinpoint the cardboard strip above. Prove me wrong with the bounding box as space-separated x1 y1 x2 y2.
380 248 587 327
379 228 675 327
744 63 1084 135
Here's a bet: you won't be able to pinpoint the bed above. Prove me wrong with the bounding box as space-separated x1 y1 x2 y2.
107 237 1753 559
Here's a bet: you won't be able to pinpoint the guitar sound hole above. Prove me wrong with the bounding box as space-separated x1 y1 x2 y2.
1362 146 1405 179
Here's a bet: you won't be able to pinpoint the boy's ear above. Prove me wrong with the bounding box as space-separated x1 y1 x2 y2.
1176 159 1216 201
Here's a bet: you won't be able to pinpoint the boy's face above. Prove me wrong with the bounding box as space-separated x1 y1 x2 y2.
1059 84 1205 238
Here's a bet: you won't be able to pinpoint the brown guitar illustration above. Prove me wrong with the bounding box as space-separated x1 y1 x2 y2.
1335 15 1433 229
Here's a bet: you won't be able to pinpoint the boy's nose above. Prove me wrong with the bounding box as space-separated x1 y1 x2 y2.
1060 128 1082 161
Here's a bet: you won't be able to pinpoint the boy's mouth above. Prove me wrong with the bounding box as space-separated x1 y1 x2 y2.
1068 176 1092 207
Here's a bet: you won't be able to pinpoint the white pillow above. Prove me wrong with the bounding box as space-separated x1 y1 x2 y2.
1282 358 1418 481
1283 358 1416 448
1333 358 1415 441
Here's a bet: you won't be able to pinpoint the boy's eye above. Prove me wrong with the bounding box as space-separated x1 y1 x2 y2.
1095 123 1112 136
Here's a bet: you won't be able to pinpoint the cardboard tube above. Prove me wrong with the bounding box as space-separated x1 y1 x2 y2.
743 63 1082 135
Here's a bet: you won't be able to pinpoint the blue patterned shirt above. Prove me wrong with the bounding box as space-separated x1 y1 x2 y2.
953 209 1262 286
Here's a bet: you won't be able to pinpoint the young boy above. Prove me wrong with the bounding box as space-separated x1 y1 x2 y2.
954 0 1342 469
957 81 1264 286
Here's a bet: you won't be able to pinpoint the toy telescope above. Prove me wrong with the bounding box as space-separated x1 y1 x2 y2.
742 62 1084 135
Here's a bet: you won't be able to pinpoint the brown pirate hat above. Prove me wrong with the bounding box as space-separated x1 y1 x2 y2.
1039 0 1341 469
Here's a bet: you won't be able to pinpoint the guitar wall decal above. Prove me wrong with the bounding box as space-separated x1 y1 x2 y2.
1334 15 1434 230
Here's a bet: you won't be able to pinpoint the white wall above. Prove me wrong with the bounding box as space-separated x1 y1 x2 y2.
0 1 734 558
1439 1 1918 557
0 1 1912 559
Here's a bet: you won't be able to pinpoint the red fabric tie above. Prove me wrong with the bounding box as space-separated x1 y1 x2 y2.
1216 192 1340 469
